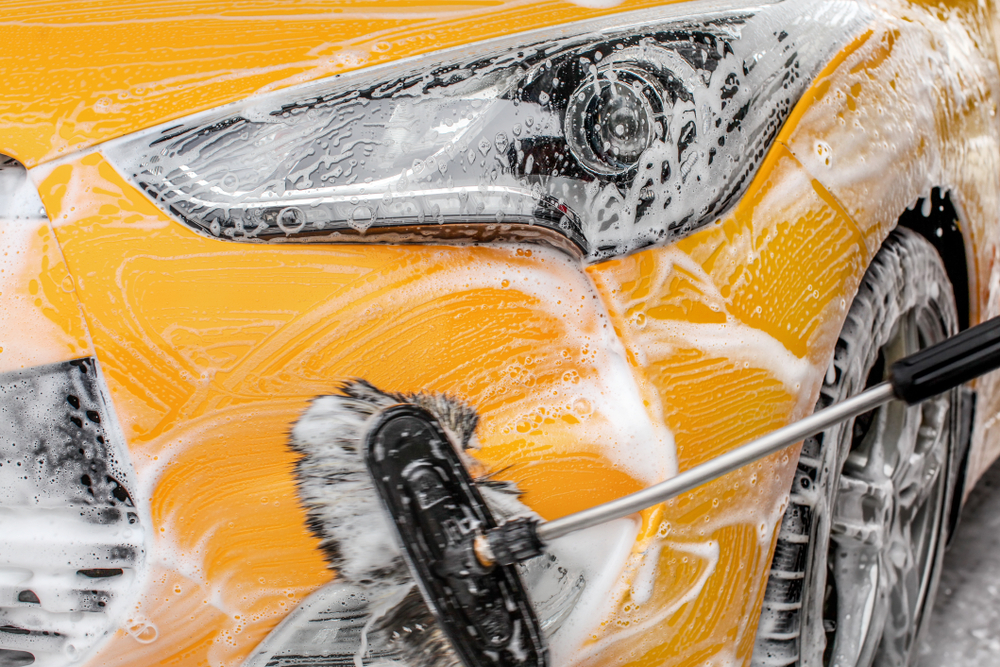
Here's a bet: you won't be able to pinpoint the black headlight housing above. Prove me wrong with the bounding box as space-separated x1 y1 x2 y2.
104 1 871 262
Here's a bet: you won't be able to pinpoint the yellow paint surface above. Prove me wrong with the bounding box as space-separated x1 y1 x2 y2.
576 145 868 666
29 127 871 666
38 153 656 666
0 217 92 372
772 7 1000 485
0 0 694 167
11 0 1000 665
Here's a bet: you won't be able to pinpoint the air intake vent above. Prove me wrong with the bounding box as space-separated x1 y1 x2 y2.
0 359 145 666
0 648 36 666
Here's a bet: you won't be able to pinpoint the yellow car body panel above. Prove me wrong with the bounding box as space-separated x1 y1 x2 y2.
2 1 1000 667
0 215 92 372
0 0 700 168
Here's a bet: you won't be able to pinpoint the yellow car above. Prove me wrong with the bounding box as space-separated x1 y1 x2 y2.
1 1 999 666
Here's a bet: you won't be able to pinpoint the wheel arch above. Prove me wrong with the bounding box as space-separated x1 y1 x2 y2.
894 187 976 543
896 188 974 332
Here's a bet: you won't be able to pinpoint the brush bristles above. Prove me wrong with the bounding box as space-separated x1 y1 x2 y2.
289 379 511 582
288 380 531 667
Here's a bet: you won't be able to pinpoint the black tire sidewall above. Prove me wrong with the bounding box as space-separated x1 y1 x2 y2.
753 227 959 667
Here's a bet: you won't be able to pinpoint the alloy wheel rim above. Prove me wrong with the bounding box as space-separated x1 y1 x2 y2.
822 308 950 667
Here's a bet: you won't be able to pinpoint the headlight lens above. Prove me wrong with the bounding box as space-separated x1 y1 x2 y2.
564 53 665 176
104 1 870 261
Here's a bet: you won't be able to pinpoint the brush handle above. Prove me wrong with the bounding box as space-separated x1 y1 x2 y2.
891 316 1000 404
533 382 894 544
476 518 544 567
484 316 1000 559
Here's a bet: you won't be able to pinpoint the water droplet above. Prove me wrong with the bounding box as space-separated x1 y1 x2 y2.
277 207 306 234
814 140 833 167
126 618 159 644
349 205 375 231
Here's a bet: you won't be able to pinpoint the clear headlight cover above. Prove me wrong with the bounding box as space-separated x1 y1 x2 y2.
104 0 870 262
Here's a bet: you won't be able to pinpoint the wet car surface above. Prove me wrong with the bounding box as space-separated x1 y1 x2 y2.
3 2 1000 667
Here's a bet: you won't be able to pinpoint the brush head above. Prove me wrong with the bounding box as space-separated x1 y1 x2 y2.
365 404 547 667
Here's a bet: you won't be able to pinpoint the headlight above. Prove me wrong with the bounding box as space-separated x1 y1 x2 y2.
104 1 870 261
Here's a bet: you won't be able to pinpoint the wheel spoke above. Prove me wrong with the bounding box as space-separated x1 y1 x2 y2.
895 445 944 514
827 540 886 667
831 476 892 548
895 398 948 513
876 520 920 666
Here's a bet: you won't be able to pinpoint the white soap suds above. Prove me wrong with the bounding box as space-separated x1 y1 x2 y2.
612 246 820 399
0 507 143 667
635 318 814 394
0 157 46 221
0 220 87 372
399 244 678 487
541 517 640 665
562 0 625 8
569 538 721 665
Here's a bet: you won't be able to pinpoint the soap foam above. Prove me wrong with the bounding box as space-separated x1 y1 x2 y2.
408 244 678 487
541 517 640 665
612 246 819 398
0 220 86 372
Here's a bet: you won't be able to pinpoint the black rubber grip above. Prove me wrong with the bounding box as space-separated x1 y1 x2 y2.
890 316 1000 404
485 518 544 566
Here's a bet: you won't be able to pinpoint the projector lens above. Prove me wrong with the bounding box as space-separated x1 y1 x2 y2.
566 71 659 176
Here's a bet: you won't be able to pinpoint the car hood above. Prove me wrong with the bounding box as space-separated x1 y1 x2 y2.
0 0 697 167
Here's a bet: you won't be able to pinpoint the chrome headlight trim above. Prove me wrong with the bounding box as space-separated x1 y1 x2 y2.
103 0 871 262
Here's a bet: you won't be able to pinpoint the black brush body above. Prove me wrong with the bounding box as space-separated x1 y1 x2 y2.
365 404 547 667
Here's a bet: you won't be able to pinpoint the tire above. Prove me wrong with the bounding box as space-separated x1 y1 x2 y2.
751 228 959 667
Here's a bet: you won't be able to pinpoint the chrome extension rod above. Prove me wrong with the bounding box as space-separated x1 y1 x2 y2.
536 382 893 542
476 314 1000 567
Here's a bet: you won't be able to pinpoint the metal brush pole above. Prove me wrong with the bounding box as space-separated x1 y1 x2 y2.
475 382 895 566
476 315 1000 567
536 382 893 542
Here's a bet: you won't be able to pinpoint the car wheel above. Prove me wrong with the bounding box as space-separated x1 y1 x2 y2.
752 227 959 667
